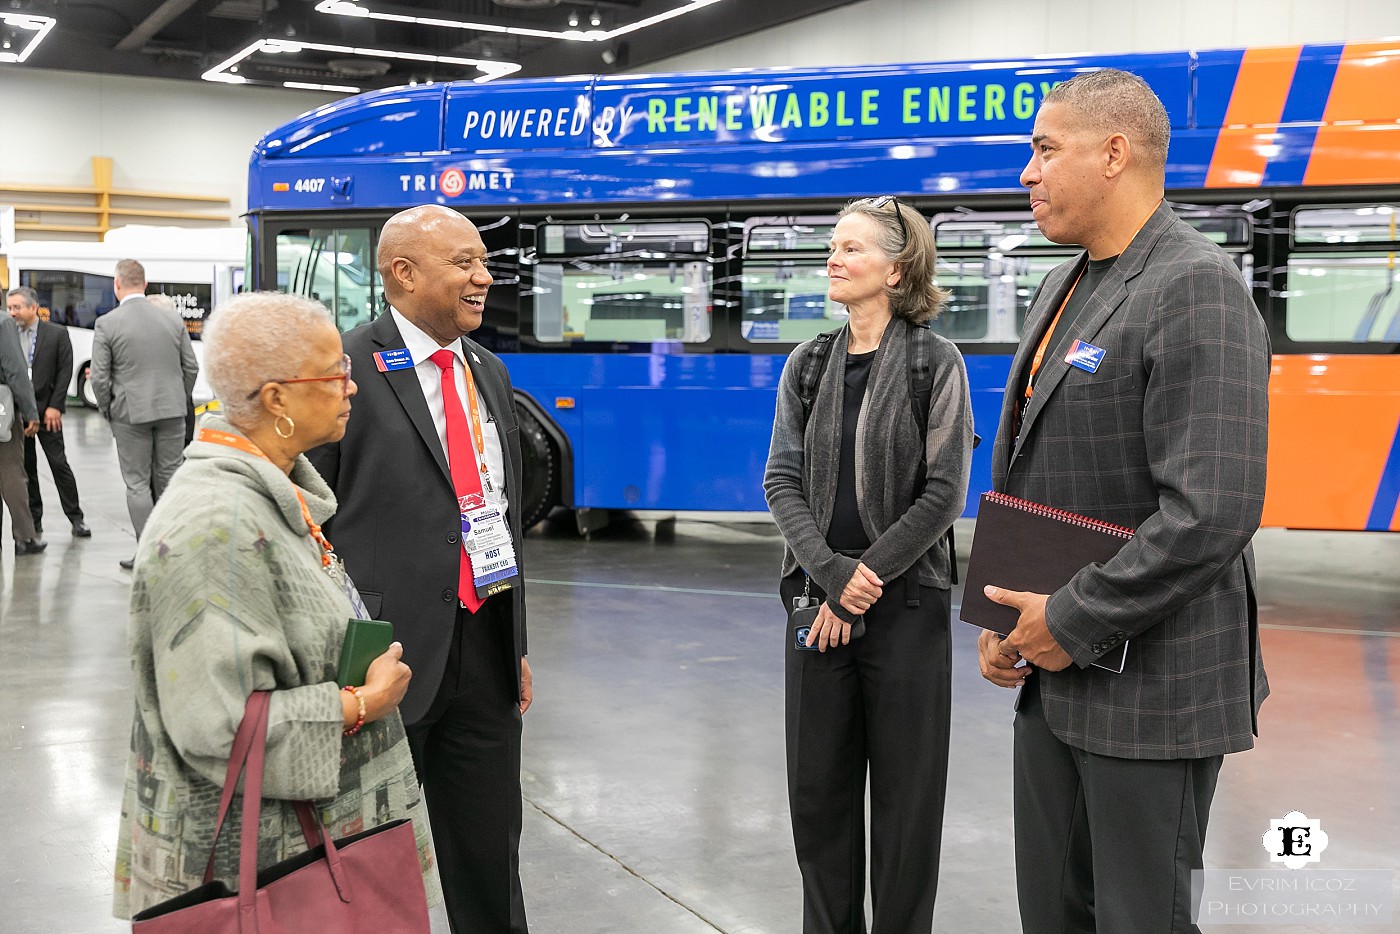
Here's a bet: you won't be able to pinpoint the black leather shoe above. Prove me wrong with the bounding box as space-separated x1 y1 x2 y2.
16 539 47 556
119 556 136 570
71 521 92 538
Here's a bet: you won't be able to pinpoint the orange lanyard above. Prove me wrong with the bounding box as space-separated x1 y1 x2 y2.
196 427 336 571
460 360 489 479
1023 202 1161 401
1024 265 1085 400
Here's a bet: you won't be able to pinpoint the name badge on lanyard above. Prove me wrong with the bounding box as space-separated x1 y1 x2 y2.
456 360 516 597
461 498 519 598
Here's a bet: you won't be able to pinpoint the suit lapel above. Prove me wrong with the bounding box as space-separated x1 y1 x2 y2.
991 258 1083 486
1011 267 1126 461
370 314 451 484
460 337 516 492
1008 202 1178 465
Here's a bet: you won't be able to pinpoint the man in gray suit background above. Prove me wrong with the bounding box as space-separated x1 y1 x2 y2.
977 70 1270 933
90 259 198 569
0 314 45 555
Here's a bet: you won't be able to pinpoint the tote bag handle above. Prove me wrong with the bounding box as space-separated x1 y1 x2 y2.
201 692 354 934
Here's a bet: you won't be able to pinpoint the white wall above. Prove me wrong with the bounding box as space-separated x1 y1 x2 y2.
649 0 1400 73
0 66 339 219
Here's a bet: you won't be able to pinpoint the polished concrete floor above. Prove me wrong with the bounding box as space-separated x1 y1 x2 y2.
2 408 1397 933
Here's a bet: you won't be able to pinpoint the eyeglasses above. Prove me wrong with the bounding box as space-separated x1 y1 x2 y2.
862 195 909 250
249 354 353 399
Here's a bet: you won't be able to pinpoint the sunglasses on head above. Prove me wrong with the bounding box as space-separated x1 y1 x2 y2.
861 195 909 249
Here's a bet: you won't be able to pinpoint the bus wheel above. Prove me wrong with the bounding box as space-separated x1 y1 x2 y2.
76 367 99 409
517 405 559 531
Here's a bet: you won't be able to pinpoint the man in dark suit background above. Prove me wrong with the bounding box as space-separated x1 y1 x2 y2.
976 70 1270 933
6 286 91 538
90 259 198 569
310 205 532 934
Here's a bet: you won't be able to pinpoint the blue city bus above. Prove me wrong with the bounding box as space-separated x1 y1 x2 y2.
246 41 1400 533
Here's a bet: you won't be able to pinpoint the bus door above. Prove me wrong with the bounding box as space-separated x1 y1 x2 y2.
271 225 381 331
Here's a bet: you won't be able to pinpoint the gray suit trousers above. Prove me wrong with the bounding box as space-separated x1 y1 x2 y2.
111 417 185 538
0 421 38 542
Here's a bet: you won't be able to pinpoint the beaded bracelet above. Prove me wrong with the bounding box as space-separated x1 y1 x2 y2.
342 685 366 737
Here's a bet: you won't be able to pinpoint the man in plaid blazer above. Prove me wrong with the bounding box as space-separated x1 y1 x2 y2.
977 70 1270 933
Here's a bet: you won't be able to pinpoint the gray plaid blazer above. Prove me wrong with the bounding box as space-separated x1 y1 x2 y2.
992 202 1270 760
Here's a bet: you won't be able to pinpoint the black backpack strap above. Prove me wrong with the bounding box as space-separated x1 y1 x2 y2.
796 329 840 431
906 322 935 436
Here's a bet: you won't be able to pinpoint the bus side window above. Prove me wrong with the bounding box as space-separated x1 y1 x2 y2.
739 218 842 343
1288 205 1400 343
531 220 712 344
18 269 117 329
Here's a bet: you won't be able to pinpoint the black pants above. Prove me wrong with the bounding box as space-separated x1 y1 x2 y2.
782 572 952 934
24 429 84 530
1013 679 1222 934
407 597 528 934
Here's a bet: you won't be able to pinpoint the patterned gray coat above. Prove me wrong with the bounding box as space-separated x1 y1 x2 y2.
112 416 438 918
992 201 1271 760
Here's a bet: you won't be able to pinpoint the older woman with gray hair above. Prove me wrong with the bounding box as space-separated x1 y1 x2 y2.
764 197 975 934
112 292 439 919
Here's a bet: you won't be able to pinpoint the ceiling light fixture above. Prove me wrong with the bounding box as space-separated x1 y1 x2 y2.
314 0 725 44
201 37 521 87
567 11 579 27
0 12 56 64
589 7 601 27
284 80 363 93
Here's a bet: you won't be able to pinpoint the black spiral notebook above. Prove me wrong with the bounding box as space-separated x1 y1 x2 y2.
961 492 1135 673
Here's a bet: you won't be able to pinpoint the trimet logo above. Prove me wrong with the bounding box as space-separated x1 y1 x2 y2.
1262 810 1329 870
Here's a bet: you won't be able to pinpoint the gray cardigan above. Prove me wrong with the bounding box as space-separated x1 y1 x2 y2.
764 317 974 622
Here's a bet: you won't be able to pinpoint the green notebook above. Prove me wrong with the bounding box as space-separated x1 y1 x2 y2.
337 618 394 687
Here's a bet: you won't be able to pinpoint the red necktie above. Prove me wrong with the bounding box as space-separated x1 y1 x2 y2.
430 349 485 613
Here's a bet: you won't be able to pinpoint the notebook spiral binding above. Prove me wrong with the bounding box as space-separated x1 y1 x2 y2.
984 492 1135 539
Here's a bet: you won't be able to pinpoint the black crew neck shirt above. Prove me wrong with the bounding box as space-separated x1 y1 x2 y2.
827 349 876 552
1017 254 1120 413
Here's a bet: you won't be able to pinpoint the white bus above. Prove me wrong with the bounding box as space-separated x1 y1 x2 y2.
3 225 245 406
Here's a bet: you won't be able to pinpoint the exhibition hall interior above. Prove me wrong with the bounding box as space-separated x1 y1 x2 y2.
2 1 1398 931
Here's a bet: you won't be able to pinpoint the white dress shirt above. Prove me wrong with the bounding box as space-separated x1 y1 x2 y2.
20 322 38 377
389 307 509 517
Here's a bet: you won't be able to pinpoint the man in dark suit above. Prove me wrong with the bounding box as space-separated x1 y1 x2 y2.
7 286 91 538
976 70 1270 933
310 205 532 934
90 259 198 569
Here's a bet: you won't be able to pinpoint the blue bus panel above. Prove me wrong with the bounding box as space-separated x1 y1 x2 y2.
503 352 1012 517
248 41 1400 530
